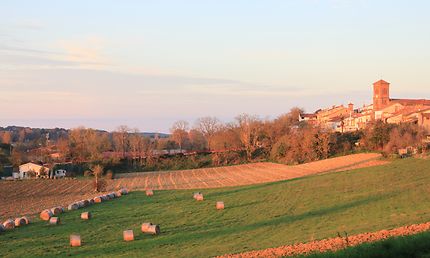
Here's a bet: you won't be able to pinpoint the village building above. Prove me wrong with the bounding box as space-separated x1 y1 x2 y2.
300 79 430 133
18 162 50 179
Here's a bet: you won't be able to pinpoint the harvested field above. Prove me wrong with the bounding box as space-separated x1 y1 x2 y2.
113 153 383 190
0 179 97 221
0 153 384 221
218 222 430 258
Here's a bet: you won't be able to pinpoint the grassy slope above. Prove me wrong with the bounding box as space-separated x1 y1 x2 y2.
1 158 430 257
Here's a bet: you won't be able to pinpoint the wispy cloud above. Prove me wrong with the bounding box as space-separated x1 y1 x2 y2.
58 36 111 69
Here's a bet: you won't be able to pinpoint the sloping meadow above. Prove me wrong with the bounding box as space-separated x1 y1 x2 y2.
1 158 430 257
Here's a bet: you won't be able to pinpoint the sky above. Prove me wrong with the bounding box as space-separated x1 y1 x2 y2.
1 0 430 132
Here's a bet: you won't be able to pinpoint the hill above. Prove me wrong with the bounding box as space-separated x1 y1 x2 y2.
0 158 429 257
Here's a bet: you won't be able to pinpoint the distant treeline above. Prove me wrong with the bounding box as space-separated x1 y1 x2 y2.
0 109 429 176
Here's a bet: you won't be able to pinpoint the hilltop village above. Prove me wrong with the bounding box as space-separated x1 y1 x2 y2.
300 80 430 133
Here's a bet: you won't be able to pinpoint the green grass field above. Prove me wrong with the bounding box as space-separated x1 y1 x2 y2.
1 158 430 257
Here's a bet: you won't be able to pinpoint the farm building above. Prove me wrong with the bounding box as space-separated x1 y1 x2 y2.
18 162 50 179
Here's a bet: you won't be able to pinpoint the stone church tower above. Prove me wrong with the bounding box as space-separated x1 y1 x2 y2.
373 79 390 111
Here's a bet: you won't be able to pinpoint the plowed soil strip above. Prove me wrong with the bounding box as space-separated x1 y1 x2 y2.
218 221 430 258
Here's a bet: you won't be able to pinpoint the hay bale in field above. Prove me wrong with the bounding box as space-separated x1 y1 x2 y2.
49 217 60 225
70 234 81 247
108 193 115 199
216 201 225 210
146 189 154 196
93 196 102 203
68 203 79 211
51 207 63 215
40 209 53 221
3 219 15 230
193 192 202 199
21 216 30 225
195 193 204 201
141 223 160 235
76 201 84 208
81 212 91 220
120 188 129 195
123 230 134 241
14 217 27 227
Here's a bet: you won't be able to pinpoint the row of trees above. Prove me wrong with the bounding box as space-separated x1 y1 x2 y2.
1 109 429 174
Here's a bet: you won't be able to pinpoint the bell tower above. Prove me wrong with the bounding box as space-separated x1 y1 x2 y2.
373 79 390 111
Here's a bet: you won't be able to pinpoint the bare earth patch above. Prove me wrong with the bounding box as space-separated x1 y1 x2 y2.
217 221 430 258
0 153 385 220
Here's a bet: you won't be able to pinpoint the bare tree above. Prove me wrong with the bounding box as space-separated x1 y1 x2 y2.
195 117 221 151
113 125 130 159
235 114 262 161
170 120 190 151
92 164 106 192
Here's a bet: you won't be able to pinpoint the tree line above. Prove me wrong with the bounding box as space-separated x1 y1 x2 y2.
1 109 429 175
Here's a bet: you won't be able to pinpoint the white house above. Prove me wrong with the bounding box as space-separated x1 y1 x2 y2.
19 162 50 179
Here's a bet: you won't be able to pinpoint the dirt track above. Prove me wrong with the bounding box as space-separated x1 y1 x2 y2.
218 221 430 258
0 153 383 220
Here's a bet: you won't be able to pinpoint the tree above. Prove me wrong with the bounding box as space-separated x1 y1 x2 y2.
170 120 190 150
1 131 11 144
235 114 262 161
189 129 207 151
113 125 130 159
91 164 106 192
195 117 221 151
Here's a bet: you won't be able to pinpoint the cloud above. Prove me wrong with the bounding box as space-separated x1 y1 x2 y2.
58 36 111 69
0 38 111 70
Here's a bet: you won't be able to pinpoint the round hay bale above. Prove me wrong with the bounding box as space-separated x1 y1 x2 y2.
70 234 81 247
3 219 15 230
51 207 62 215
146 190 154 196
81 212 91 220
14 217 26 227
40 210 53 221
193 192 202 199
120 188 128 195
77 201 85 209
49 217 60 225
147 224 160 235
141 222 151 232
195 194 204 201
68 203 79 211
93 196 102 203
216 201 225 210
21 216 30 225
141 223 160 235
82 200 89 207
123 230 134 241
